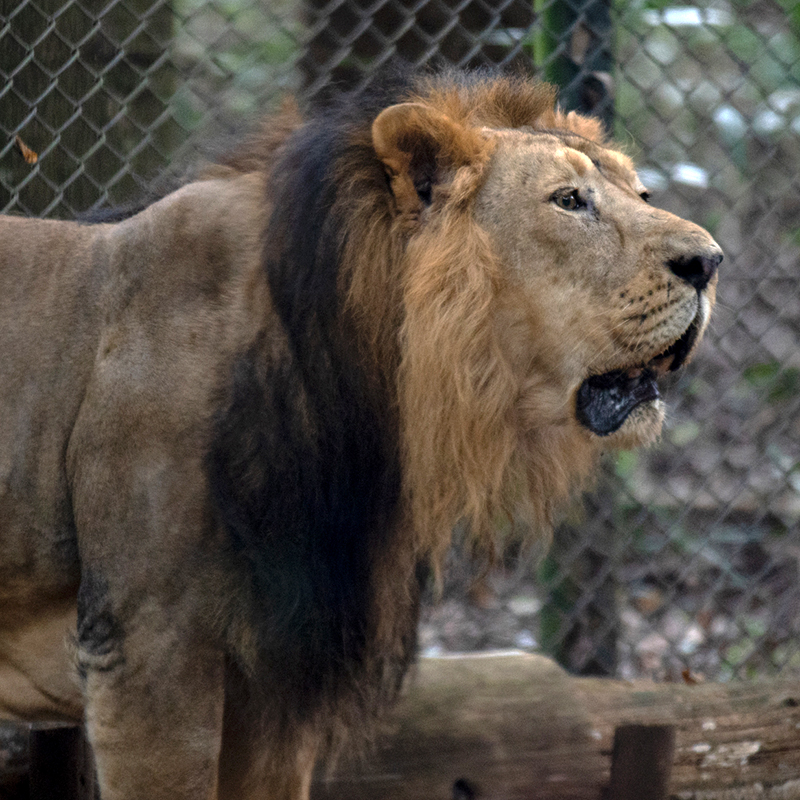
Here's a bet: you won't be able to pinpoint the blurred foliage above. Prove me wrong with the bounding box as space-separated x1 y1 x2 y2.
742 361 800 404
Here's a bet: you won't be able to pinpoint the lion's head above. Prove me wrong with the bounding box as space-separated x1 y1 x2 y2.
360 74 721 558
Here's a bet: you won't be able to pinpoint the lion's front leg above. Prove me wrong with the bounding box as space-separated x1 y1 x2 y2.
218 733 318 800
217 666 319 800
77 572 226 800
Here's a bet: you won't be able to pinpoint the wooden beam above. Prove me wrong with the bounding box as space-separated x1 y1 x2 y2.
3 654 800 798
314 653 800 799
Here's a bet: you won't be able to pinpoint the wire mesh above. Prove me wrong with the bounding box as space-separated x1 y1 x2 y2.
2 0 799 682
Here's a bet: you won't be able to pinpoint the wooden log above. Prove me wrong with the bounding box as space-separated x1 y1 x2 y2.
315 653 606 799
314 653 800 800
3 654 800 798
578 672 800 798
315 652 606 800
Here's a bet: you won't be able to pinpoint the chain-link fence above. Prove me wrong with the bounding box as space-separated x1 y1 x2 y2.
2 0 799 683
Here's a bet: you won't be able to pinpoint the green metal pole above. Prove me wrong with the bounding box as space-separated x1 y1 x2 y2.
533 0 614 128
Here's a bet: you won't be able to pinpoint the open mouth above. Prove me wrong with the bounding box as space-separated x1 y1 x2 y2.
575 316 701 436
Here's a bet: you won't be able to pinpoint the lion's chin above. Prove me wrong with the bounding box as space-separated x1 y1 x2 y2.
575 304 705 439
598 399 665 450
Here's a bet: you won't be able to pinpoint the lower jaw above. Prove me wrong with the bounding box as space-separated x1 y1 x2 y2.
589 399 665 450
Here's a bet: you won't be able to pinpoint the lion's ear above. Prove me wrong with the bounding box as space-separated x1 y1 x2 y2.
371 102 474 215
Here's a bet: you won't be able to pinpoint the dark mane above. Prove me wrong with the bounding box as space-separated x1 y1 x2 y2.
206 75 418 736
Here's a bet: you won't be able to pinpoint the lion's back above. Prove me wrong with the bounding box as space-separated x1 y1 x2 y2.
0 171 273 600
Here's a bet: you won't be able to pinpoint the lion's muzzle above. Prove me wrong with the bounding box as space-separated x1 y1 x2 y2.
576 239 722 438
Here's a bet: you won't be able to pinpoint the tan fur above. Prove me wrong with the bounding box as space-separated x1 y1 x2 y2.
0 72 720 799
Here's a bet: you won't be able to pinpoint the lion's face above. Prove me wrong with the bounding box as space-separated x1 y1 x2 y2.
474 129 721 448
372 86 721 545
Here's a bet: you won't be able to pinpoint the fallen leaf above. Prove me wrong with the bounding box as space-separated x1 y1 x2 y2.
14 135 38 165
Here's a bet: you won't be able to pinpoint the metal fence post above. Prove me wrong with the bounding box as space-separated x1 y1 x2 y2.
534 0 614 126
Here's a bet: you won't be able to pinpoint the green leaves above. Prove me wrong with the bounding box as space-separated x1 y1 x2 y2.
742 361 800 404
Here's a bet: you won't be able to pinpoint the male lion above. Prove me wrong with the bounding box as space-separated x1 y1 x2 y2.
0 70 720 799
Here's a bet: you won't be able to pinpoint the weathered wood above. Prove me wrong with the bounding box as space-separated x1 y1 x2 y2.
578 673 800 798
0 721 28 800
315 653 606 800
3 653 800 798
314 653 800 800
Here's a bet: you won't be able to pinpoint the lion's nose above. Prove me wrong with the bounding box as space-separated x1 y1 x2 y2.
668 247 722 292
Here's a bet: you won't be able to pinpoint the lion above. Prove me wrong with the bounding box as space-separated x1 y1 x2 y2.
0 70 720 799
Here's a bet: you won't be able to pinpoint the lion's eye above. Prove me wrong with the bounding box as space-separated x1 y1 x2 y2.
639 190 651 203
552 189 584 211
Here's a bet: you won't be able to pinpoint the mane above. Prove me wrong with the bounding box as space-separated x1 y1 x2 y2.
393 76 603 565
207 70 603 742
207 73 417 743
